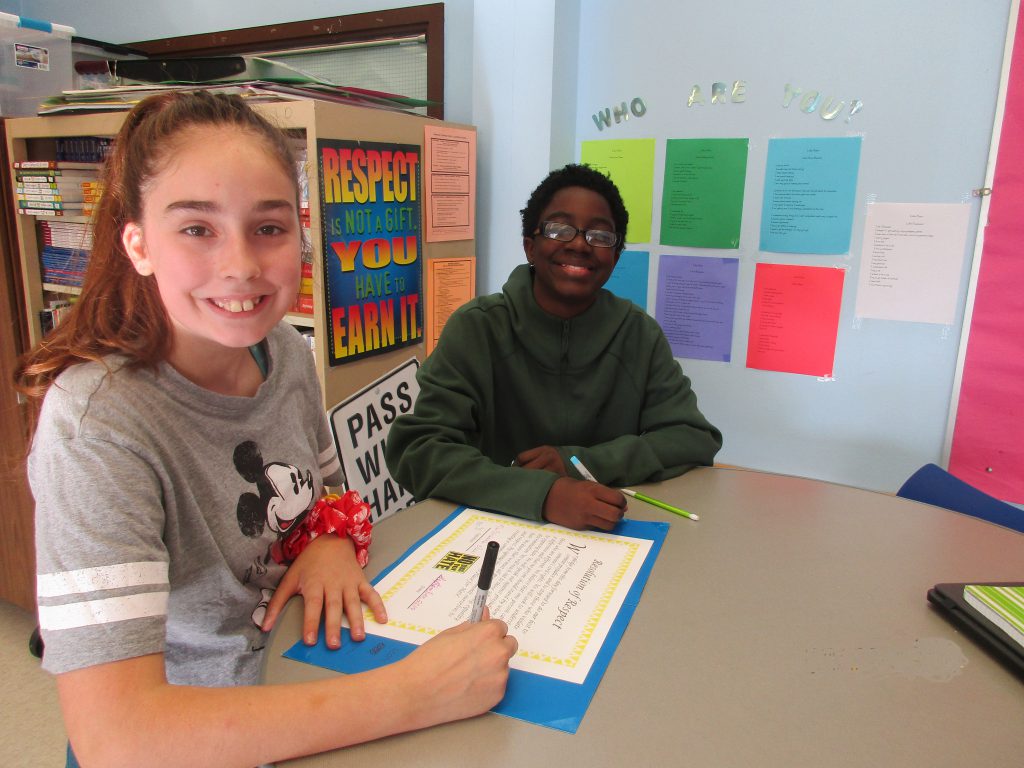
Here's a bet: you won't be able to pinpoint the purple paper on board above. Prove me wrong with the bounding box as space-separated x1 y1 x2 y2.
655 255 739 361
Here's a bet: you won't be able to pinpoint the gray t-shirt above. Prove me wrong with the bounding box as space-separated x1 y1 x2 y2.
31 322 343 686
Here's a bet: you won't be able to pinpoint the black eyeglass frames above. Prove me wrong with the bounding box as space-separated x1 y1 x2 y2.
535 220 620 248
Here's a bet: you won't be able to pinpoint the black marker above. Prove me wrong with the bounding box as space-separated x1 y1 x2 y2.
470 541 500 622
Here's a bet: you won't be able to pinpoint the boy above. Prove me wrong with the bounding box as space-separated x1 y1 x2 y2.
386 164 722 530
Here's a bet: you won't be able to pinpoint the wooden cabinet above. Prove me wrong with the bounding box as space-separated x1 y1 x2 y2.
0 123 36 611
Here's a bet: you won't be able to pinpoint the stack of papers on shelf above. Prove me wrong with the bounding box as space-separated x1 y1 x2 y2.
39 56 431 115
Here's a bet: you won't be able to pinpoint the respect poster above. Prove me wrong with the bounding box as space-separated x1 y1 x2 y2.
319 140 423 366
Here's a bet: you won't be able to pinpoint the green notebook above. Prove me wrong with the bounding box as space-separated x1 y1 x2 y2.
963 585 1024 650
928 582 1024 679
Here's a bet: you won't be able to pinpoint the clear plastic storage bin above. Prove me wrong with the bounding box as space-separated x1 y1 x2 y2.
0 13 74 117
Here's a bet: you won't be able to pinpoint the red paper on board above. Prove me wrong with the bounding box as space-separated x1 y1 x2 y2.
948 11 1024 503
745 263 845 377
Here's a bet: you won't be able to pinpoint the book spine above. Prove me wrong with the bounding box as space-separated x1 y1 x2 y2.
17 182 86 190
13 161 102 171
17 200 85 210
19 209 69 217
15 171 99 181
291 294 314 314
18 193 86 203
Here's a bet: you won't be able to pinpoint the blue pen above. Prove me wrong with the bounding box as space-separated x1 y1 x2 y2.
570 455 598 482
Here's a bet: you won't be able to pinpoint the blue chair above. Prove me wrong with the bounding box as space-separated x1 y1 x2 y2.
897 463 1024 533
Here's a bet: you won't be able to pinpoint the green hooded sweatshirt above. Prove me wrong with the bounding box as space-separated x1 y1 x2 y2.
385 264 722 521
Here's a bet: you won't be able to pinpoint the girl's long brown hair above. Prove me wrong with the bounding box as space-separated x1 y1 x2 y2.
14 90 299 402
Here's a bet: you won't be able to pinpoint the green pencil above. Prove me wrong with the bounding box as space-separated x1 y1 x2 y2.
621 488 699 521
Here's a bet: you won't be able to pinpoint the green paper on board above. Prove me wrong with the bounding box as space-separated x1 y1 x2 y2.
660 138 748 249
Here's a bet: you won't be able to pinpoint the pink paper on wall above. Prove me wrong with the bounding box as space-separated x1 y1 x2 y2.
745 263 845 377
948 11 1024 503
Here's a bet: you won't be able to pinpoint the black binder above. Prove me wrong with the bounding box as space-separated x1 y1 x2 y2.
927 582 1024 681
73 57 248 83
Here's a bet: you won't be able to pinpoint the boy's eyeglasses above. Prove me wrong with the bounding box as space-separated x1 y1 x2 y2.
535 220 620 248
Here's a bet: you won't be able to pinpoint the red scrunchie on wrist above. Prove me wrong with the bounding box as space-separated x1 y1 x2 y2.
272 491 373 566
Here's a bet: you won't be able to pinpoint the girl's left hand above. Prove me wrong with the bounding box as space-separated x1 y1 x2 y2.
261 535 387 648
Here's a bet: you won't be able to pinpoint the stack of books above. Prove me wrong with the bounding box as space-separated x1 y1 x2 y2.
54 136 113 163
39 299 74 335
38 219 92 288
14 160 104 217
292 259 314 315
291 149 315 316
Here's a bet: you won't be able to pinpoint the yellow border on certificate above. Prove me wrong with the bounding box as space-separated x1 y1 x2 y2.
365 511 642 669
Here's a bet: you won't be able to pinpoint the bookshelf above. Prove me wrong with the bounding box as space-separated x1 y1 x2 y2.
5 100 476 411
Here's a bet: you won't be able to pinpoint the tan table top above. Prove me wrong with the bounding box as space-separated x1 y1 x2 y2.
263 467 1024 767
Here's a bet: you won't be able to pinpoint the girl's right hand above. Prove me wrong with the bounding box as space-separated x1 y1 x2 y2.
397 611 517 728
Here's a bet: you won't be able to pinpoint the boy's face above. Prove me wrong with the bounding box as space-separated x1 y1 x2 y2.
523 186 619 319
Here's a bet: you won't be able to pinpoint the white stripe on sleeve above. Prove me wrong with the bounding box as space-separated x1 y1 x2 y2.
38 591 169 631
319 444 341 478
37 561 169 598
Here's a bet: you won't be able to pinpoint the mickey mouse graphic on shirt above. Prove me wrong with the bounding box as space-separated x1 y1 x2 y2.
232 439 317 627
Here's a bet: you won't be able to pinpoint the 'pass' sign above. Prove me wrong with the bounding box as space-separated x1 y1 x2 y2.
329 358 419 522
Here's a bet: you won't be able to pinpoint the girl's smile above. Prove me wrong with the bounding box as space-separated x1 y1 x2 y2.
210 295 265 313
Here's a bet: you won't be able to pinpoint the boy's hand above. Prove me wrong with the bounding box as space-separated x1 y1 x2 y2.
542 476 626 530
516 445 568 475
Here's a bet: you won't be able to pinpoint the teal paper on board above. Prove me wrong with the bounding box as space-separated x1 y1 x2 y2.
660 138 748 249
759 136 862 254
604 250 650 310
282 510 669 733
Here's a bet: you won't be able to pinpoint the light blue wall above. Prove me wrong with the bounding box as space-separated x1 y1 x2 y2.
570 0 1012 492
5 0 1011 493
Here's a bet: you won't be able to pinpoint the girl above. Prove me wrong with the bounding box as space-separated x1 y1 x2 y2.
15 91 516 768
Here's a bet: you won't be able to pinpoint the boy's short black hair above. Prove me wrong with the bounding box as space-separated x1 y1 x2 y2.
520 163 629 253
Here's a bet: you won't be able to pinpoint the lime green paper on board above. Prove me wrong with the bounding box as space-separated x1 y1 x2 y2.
580 139 655 244
661 138 748 249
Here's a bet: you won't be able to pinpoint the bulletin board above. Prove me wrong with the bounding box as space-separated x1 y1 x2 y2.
948 6 1024 504
570 0 1013 494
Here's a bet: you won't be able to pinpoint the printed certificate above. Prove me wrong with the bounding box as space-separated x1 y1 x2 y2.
360 508 653 684
284 509 667 731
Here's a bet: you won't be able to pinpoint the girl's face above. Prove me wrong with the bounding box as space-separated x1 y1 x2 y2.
122 125 301 359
